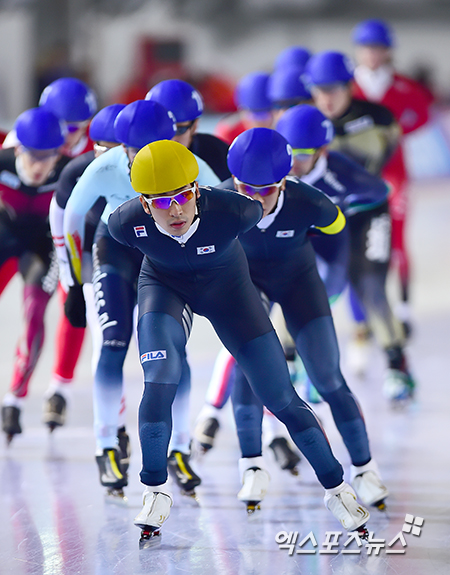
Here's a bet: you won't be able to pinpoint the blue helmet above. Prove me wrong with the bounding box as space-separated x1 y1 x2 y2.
89 104 126 143
276 104 334 150
15 107 65 150
304 51 354 86
234 72 272 111
145 79 203 123
268 67 311 106
114 100 176 148
274 46 312 71
39 77 98 122
352 19 394 48
227 127 293 185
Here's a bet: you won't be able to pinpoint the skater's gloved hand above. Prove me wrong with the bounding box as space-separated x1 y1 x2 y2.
64 284 86 328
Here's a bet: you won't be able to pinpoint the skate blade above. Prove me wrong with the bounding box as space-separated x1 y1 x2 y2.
192 440 213 456
180 489 200 505
46 422 62 433
389 397 413 410
245 501 261 516
373 499 387 511
139 527 161 549
6 433 14 446
354 524 369 540
105 488 128 506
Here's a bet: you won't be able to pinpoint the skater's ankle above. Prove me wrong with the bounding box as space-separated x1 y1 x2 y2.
351 459 380 477
143 482 171 496
2 393 24 409
239 455 266 481
197 403 222 422
325 480 348 496
44 381 71 402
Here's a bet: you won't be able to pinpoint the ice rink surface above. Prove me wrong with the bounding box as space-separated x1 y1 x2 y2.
0 177 449 574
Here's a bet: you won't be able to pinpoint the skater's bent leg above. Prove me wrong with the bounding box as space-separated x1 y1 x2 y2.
139 382 178 486
51 284 85 385
353 273 404 350
169 357 192 453
83 282 103 374
231 365 264 458
94 345 128 449
10 283 52 398
235 330 343 488
349 287 367 323
138 311 187 486
295 316 371 466
93 271 135 450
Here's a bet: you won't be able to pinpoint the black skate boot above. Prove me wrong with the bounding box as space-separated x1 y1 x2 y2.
268 437 301 476
2 405 22 445
194 417 220 453
384 346 415 408
43 393 67 432
167 450 201 500
117 427 131 474
96 447 128 502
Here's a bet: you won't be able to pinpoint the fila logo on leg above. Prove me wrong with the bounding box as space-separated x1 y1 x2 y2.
141 350 167 363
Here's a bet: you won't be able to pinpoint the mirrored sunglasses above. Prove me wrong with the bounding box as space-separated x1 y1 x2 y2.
175 120 195 136
142 185 196 209
292 147 318 159
234 177 283 197
65 120 89 133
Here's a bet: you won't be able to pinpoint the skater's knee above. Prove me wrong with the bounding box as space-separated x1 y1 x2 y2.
98 345 128 374
308 362 345 395
142 356 183 385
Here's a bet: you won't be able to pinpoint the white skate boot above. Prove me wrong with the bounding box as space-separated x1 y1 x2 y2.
134 486 173 548
324 481 370 537
237 457 270 515
351 460 389 510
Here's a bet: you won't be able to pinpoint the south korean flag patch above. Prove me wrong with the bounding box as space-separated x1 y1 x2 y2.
134 225 148 238
197 245 215 255
276 230 295 238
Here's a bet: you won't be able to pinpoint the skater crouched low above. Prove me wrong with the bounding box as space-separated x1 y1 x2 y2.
108 138 374 547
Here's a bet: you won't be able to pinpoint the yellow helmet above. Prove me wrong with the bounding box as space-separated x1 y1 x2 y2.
130 139 199 195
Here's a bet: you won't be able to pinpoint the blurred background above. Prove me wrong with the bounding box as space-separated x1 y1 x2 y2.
1 0 450 178
0 7 449 572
